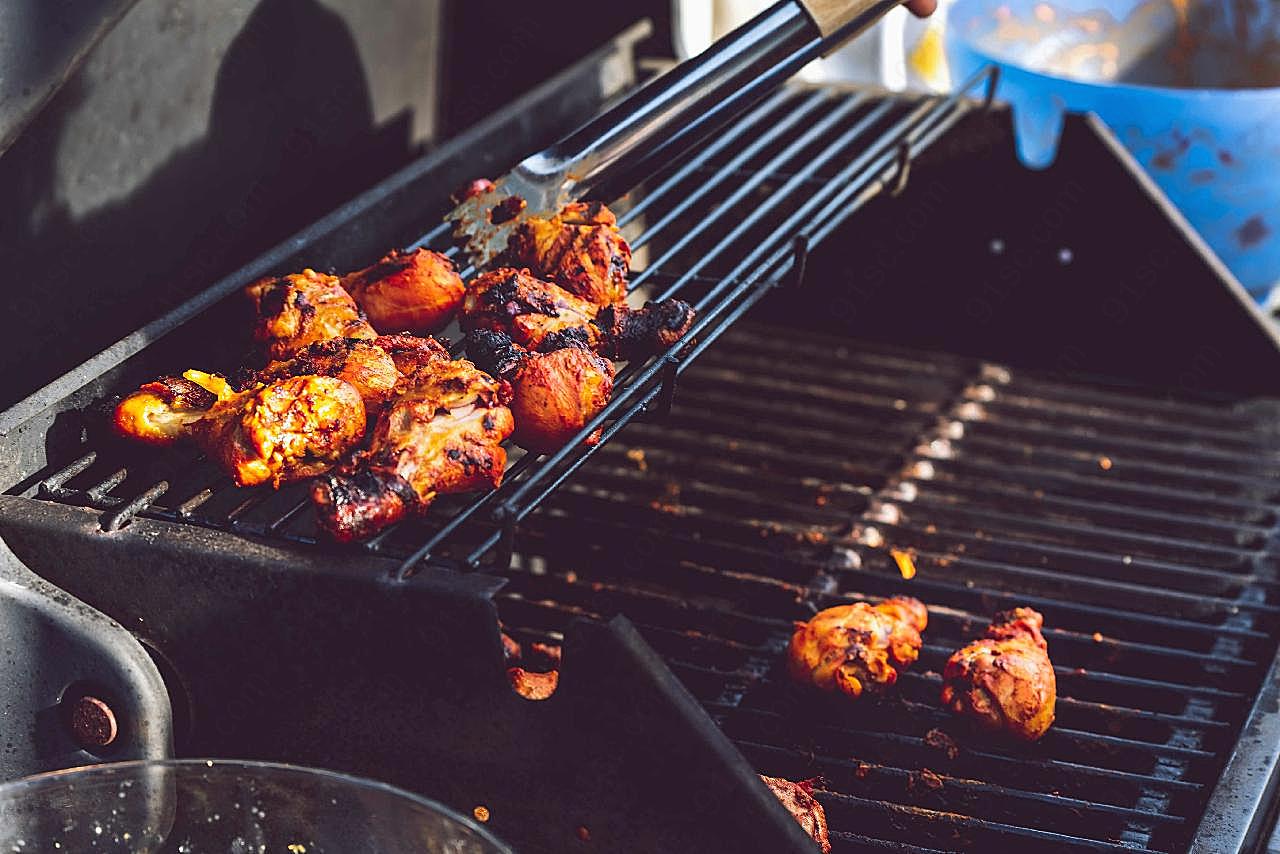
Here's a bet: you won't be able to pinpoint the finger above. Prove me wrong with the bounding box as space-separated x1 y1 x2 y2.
905 0 938 17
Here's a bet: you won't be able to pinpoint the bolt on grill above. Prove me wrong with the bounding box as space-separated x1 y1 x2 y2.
28 72 996 570
495 321 1280 853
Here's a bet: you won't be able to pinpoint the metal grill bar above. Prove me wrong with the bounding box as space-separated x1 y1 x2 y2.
485 320 1280 852
480 82 979 536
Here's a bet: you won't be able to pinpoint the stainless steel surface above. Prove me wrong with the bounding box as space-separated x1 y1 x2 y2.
0 534 171 781
0 0 141 156
451 0 821 266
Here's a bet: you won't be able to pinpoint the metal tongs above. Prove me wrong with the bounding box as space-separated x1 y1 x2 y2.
449 0 907 266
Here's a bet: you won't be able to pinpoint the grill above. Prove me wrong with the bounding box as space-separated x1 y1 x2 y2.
4 24 1280 854
502 320 1280 852
21 75 992 570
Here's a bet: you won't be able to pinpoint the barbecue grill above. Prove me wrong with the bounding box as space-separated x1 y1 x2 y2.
4 18 1280 854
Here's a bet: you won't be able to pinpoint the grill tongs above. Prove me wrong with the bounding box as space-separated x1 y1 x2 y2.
450 0 907 266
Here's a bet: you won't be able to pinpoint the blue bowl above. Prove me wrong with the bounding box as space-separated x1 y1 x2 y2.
946 0 1280 299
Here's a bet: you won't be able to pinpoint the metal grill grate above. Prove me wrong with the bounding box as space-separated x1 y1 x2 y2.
496 321 1280 853
27 74 996 572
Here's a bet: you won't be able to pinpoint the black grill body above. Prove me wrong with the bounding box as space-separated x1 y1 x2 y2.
3 34 1280 853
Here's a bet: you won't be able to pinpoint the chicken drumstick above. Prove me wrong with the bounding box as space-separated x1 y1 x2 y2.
114 372 366 487
941 607 1057 741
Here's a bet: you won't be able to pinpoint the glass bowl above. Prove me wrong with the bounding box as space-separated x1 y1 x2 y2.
0 759 512 853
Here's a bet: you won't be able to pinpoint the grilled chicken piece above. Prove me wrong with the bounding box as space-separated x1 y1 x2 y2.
311 357 514 542
115 373 366 487
343 248 465 335
499 630 561 700
247 269 375 361
462 268 696 361
760 776 831 854
235 338 399 412
507 667 559 701
462 267 602 352
371 333 451 376
594 297 696 362
466 329 614 453
113 371 234 446
941 607 1057 742
787 597 928 699
504 201 631 306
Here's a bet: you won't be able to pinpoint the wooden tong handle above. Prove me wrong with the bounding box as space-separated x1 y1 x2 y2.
798 0 905 39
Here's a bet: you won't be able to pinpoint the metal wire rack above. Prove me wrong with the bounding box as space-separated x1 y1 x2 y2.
34 67 999 578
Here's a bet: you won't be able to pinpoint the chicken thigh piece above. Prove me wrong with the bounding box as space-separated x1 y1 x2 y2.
462 267 695 362
311 356 514 542
235 337 400 412
343 248 465 335
504 201 631 306
787 597 928 699
465 328 614 454
246 269 376 361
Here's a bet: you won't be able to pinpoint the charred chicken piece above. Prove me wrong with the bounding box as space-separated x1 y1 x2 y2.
941 607 1056 742
466 328 614 453
311 357 514 542
247 269 375 361
760 776 831 854
462 268 696 362
342 248 465 335
504 201 631 306
594 297 696 362
115 373 366 487
462 267 602 352
787 597 929 699
371 333 451 376
235 338 399 412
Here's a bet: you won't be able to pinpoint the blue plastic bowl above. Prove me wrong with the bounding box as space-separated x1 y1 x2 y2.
946 0 1280 299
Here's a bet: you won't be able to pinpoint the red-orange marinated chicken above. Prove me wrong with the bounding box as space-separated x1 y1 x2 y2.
462 267 602 352
371 333 451 376
114 372 366 487
941 607 1057 742
787 597 928 699
343 248 465 335
465 328 614 453
112 371 234 446
760 776 831 854
499 629 561 700
311 357 514 542
504 201 631 306
462 268 696 362
507 667 559 701
246 269 375 361
235 338 399 412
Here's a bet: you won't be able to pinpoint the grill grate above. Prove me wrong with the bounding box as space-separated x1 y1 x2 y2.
495 321 1280 853
27 74 996 569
